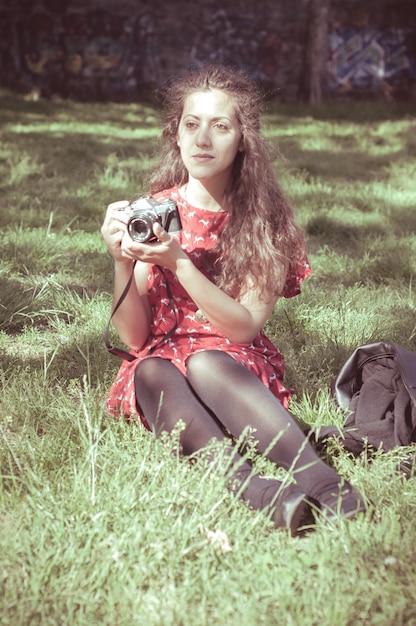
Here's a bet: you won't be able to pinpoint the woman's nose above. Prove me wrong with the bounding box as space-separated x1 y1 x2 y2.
195 125 211 147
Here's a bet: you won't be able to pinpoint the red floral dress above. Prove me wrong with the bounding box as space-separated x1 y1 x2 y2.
106 187 311 427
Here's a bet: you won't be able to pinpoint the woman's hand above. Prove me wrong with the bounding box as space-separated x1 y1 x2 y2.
101 201 131 263
120 222 188 272
102 200 186 269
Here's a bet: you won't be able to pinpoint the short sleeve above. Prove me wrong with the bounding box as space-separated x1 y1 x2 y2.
281 255 311 298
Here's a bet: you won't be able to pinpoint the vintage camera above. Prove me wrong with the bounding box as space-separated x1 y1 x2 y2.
125 196 182 243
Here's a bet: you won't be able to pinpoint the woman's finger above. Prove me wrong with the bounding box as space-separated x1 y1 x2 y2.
108 200 130 212
153 222 172 244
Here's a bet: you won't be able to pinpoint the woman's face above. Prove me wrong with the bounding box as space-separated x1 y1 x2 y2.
177 88 243 186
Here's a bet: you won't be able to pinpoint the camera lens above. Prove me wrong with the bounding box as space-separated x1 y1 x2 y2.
128 216 154 242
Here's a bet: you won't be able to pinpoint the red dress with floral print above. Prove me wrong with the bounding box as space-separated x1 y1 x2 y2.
106 187 311 427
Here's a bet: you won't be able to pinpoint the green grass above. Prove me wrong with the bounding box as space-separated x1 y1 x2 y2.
1 88 416 625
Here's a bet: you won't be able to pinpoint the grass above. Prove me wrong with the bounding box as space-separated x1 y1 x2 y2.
1 88 416 625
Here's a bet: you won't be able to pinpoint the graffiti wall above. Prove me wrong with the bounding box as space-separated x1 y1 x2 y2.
0 0 301 100
0 0 415 101
328 5 416 99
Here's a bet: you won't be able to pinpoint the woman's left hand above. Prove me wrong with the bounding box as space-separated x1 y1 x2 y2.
120 222 187 272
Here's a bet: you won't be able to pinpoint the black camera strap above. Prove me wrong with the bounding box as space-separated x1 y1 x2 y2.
104 262 179 361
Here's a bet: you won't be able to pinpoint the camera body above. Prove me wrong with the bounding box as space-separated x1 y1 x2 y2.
125 196 182 243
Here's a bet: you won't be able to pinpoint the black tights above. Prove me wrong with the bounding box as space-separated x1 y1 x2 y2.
134 351 347 514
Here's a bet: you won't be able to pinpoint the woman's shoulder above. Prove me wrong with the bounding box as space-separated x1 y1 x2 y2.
153 187 180 203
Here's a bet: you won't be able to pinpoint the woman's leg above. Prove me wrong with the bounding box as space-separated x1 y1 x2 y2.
134 357 308 532
186 351 365 517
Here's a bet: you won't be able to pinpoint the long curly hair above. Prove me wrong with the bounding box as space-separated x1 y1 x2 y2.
147 64 306 300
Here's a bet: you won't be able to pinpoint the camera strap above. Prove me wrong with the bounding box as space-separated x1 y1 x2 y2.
104 262 179 361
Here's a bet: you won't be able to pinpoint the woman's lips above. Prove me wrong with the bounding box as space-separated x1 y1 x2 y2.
192 154 214 163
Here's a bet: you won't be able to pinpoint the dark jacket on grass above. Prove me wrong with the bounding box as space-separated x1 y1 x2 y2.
317 341 416 454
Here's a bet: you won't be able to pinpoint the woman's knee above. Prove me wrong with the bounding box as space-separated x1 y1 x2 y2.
134 357 176 387
186 350 234 386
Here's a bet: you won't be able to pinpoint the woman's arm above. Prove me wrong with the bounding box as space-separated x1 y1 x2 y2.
111 259 152 349
102 201 152 349
174 255 277 343
126 222 277 344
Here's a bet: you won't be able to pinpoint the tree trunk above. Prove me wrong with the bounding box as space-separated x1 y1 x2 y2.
302 0 330 104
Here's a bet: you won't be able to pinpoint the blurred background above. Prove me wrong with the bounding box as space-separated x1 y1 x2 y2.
0 0 415 104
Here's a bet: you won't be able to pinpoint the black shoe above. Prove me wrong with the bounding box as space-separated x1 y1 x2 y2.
235 472 310 537
314 479 366 521
268 484 311 536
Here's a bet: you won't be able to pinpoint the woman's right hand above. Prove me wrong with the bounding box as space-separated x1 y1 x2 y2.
101 201 132 263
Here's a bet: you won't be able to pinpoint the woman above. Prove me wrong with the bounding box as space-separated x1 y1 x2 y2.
101 65 365 534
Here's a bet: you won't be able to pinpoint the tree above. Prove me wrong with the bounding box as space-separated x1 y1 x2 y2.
301 0 330 104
